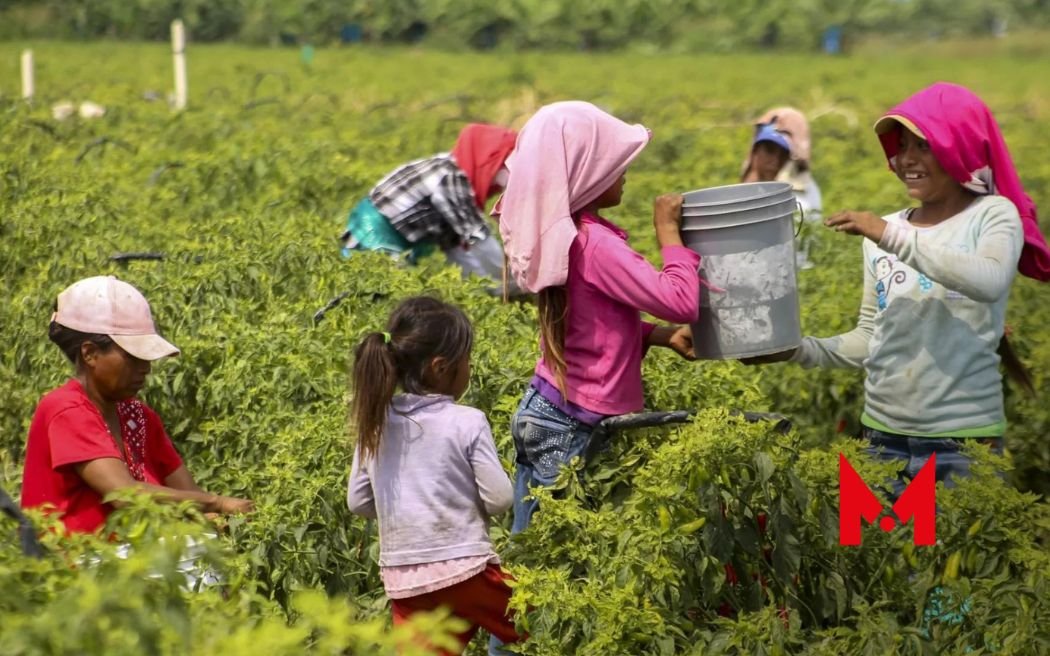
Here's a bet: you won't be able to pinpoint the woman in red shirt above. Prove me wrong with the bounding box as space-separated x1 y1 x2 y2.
21 276 253 534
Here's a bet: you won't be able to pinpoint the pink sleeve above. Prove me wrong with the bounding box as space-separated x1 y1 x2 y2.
581 235 701 324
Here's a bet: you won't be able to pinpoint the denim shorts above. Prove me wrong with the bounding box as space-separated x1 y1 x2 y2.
859 426 1003 501
509 386 594 534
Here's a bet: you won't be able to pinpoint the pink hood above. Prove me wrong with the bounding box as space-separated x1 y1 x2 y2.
875 82 1050 282
493 101 650 292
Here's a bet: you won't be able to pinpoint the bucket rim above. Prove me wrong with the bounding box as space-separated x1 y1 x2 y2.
682 181 793 208
681 198 797 223
681 195 796 216
680 200 793 228
683 192 795 211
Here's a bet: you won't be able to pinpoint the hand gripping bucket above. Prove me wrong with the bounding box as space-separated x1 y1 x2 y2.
680 182 802 360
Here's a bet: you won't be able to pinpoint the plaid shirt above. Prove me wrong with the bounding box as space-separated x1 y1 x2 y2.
370 154 490 250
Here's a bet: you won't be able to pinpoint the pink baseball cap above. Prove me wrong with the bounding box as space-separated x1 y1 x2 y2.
52 276 180 361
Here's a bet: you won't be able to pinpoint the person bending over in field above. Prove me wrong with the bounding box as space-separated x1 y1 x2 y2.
744 82 1050 499
493 101 700 535
741 107 823 268
339 123 520 296
347 296 522 655
20 276 254 535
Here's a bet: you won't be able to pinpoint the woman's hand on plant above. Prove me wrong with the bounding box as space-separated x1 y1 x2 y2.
739 348 798 365
213 495 255 515
824 210 887 242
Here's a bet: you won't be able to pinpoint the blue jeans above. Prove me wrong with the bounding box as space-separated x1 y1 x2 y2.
510 386 595 535
491 387 594 656
860 426 1003 501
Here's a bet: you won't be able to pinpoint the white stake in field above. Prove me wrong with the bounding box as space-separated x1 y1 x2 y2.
172 19 188 110
21 49 34 101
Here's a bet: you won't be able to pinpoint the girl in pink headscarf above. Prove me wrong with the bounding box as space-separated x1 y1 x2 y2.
747 83 1050 498
493 101 701 534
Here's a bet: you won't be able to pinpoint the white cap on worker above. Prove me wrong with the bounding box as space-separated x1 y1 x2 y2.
52 276 180 361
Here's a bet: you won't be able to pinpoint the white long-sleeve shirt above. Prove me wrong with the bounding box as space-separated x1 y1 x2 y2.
347 394 512 566
793 195 1023 436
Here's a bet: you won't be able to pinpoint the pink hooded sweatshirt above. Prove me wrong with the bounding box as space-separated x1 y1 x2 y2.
874 82 1050 282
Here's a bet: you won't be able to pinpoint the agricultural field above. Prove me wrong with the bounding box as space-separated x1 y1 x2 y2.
2 41 1050 654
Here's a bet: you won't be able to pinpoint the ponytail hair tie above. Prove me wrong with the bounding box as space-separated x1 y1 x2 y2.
381 332 392 344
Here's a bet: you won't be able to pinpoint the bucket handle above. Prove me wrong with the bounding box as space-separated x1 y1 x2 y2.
794 200 805 238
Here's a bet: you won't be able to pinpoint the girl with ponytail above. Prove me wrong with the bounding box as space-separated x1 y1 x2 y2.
347 296 521 653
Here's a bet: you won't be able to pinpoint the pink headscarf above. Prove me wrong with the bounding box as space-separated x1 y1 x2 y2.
493 101 650 293
874 82 1050 282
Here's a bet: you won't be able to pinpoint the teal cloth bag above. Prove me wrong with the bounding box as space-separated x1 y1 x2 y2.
339 198 435 263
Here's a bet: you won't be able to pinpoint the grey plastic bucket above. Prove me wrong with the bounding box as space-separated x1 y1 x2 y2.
682 181 793 211
680 183 801 360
